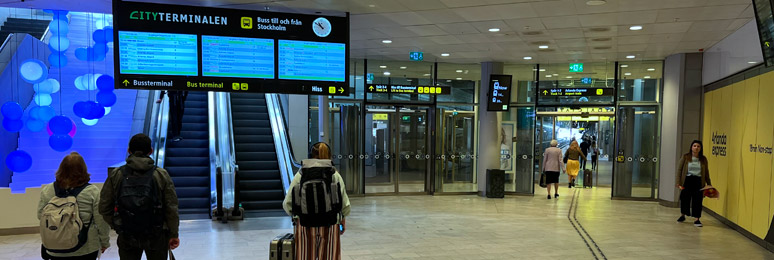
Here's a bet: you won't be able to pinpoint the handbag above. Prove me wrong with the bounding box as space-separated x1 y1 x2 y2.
563 151 569 164
539 173 547 188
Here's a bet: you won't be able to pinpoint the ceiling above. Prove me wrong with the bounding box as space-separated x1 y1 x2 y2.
3 0 755 65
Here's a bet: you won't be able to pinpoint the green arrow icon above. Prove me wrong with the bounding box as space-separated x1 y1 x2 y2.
122 79 129 86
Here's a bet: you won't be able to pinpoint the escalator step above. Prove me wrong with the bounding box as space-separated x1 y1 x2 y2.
181 122 208 132
166 156 209 167
183 108 208 116
165 166 210 177
240 190 285 201
234 135 274 144
182 115 208 123
178 197 210 209
232 120 270 128
231 105 267 113
239 170 282 180
232 113 269 120
177 187 211 198
231 99 265 106
238 180 283 190
233 127 272 135
236 152 277 161
180 130 209 139
166 148 208 158
240 200 284 211
168 139 209 149
235 143 275 151
238 161 280 170
173 176 210 187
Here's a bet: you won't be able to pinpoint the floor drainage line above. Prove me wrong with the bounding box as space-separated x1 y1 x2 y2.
572 189 608 260
568 188 599 260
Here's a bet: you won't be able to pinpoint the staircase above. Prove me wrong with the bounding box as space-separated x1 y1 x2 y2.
0 18 51 41
164 92 211 218
231 93 285 215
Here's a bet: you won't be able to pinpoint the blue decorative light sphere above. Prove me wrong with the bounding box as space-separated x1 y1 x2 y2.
33 80 55 94
27 118 45 132
1 101 23 120
97 91 117 107
49 134 73 152
19 59 48 84
5 150 32 172
96 75 114 91
104 107 111 116
81 118 98 126
48 19 69 35
84 101 105 120
73 101 89 118
93 43 108 55
2 118 23 132
104 26 114 42
47 79 60 93
48 53 68 68
38 106 56 121
49 115 73 135
49 36 69 52
74 47 88 61
34 94 52 106
93 29 107 43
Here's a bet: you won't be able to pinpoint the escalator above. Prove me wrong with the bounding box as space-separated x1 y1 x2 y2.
164 92 211 217
230 93 285 215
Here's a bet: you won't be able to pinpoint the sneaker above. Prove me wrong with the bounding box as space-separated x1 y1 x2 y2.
547 195 551 200
677 216 685 222
172 136 183 142
555 194 559 198
694 220 702 227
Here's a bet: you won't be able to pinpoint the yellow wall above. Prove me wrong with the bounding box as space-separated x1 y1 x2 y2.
704 72 774 240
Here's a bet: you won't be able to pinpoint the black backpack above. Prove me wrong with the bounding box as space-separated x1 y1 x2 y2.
291 167 343 227
114 166 164 237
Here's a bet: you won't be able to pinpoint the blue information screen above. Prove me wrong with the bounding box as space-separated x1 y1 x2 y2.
278 40 346 82
118 31 198 76
202 36 274 79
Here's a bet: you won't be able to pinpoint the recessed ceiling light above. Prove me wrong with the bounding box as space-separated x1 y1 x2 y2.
489 28 500 32
546 75 552 78
383 71 391 76
586 0 607 5
456 77 462 80
629 25 643 31
748 61 758 64
566 76 573 79
620 64 629 68
441 53 450 57
644 76 652 79
369 4 375 7
539 45 549 49
523 56 533 60
456 70 463 73
624 72 632 76
539 69 546 72
446 79 452 82
647 68 655 71
423 74 431 76
382 39 392 44
379 65 387 69
626 55 636 59
400 66 407 69
552 73 558 76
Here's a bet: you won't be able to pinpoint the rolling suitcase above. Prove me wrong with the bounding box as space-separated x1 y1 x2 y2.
270 233 294 260
583 169 593 188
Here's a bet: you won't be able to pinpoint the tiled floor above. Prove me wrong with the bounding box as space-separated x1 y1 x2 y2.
3 187 774 260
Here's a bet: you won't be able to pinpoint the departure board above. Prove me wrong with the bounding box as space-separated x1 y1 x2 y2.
118 31 198 76
202 36 274 79
113 0 350 96
278 40 346 82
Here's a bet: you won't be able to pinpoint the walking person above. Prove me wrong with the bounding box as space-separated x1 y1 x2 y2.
591 141 600 170
564 140 585 188
676 140 711 227
38 152 110 260
99 134 180 260
156 91 188 142
580 137 591 170
542 140 565 199
284 142 351 260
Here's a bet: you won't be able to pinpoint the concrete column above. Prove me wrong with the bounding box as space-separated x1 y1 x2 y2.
318 96 330 144
659 53 703 206
477 62 503 197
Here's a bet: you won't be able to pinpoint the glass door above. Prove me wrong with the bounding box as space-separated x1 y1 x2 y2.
613 106 660 198
437 109 477 192
364 106 429 194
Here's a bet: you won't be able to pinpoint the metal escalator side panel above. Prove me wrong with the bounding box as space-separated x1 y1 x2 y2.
265 94 295 195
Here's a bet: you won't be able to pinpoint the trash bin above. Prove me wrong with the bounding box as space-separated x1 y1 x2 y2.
486 169 505 198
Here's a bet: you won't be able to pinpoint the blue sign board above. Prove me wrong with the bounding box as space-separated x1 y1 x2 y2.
410 52 423 61
581 77 593 84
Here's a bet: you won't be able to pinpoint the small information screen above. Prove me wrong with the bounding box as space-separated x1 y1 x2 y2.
278 40 346 82
202 35 274 79
487 74 512 111
540 88 614 96
365 84 450 95
118 31 198 76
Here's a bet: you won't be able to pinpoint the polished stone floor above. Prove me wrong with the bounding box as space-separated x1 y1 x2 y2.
2 187 773 259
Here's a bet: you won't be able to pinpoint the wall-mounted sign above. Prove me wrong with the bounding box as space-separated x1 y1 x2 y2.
580 77 593 84
540 88 614 96
113 0 350 96
366 84 450 95
372 113 388 121
410 52 424 61
487 74 513 111
366 73 374 83
569 63 584 72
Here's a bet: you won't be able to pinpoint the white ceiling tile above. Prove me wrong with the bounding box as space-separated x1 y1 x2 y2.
727 19 752 31
617 10 659 25
530 0 577 17
351 14 400 29
350 29 389 40
650 22 693 34
452 6 502 21
688 20 734 32
470 20 514 33
681 31 731 42
439 0 483 8
456 33 496 43
556 38 587 48
405 25 448 36
374 26 420 38
425 35 465 45
578 13 617 27
383 12 434 26
415 9 469 24
437 23 481 35
504 18 546 31
617 44 648 52
548 29 585 39
616 35 651 45
648 33 684 43
542 16 582 29
396 0 447 11
656 5 749 23
572 0 619 14
493 3 539 19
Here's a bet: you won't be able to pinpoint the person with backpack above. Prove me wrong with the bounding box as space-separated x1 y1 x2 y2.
283 142 351 260
99 134 180 260
38 152 110 260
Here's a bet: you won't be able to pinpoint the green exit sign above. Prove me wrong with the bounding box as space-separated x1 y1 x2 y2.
410 52 423 61
569 63 584 72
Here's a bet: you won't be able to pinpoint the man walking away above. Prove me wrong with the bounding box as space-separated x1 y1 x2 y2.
157 91 188 142
99 134 180 260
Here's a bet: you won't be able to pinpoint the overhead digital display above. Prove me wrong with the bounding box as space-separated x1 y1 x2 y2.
487 75 512 111
366 84 450 95
118 31 198 76
113 0 350 96
540 88 614 96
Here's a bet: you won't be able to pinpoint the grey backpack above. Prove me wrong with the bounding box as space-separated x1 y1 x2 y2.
40 183 92 253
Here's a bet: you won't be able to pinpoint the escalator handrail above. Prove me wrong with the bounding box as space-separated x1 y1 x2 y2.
266 94 298 193
0 33 14 52
149 91 169 168
274 94 302 169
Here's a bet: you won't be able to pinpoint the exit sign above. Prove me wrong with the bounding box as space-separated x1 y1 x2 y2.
410 52 424 61
569 63 584 72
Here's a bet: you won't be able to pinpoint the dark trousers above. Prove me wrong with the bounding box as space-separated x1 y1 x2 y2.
167 91 187 139
41 247 98 260
680 176 704 218
591 156 598 169
117 235 169 260
580 156 587 169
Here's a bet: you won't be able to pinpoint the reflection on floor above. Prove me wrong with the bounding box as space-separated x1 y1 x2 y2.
2 187 772 260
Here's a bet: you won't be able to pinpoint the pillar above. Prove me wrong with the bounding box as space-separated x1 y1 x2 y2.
477 62 504 197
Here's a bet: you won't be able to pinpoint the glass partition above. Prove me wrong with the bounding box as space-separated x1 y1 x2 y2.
618 61 663 102
366 60 434 102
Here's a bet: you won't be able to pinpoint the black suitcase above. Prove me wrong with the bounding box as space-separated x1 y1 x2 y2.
270 233 294 260
583 169 593 188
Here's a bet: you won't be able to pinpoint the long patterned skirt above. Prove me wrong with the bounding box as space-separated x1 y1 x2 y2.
294 224 341 260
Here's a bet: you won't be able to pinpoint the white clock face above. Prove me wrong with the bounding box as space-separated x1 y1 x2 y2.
313 17 332 37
